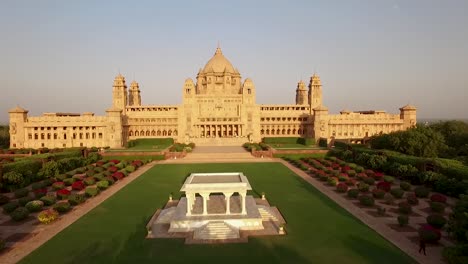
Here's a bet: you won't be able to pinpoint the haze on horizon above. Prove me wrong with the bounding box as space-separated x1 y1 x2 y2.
0 0 467 124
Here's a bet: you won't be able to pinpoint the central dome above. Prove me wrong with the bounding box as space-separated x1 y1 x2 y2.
202 47 236 73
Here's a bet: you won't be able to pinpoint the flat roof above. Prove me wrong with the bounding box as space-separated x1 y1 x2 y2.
191 175 241 184
181 172 252 193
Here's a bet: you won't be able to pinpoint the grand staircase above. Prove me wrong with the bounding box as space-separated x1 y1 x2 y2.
193 221 240 240
257 205 279 222
183 152 254 161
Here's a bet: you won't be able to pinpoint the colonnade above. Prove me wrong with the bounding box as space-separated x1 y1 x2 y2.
186 192 247 216
196 124 243 138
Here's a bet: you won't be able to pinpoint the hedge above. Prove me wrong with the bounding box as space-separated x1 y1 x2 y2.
263 137 315 145
1 159 42 177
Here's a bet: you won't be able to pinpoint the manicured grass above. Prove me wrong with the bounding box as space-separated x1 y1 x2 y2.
112 138 173 151
20 163 413 264
102 155 165 161
273 153 327 159
268 143 320 149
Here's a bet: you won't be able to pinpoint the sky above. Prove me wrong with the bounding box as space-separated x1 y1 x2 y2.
0 0 467 124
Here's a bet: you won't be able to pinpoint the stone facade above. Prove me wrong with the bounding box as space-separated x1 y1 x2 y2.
8 47 417 149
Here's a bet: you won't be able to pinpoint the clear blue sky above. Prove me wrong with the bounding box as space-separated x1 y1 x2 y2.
1 0 467 123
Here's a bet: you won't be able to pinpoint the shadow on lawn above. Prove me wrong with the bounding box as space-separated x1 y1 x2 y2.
69 217 312 264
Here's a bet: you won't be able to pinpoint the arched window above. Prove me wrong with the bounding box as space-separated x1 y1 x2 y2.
162 130 167 136
151 130 156 136
146 131 150 136
135 131 139 136
276 129 281 135
287 129 291 135
260 129 264 135
157 130 161 136
168 130 172 136
271 129 275 135
173 130 178 136
282 129 286 135
129 131 133 136
140 130 144 136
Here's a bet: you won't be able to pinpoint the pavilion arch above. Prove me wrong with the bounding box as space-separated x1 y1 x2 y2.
135 131 139 136
271 129 275 135
151 130 156 136
276 129 281 135
162 130 167 136
168 130 172 136
282 129 286 135
260 129 264 135
298 129 302 135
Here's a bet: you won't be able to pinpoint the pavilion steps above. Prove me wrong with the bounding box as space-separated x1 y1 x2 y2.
194 221 239 240
258 205 279 222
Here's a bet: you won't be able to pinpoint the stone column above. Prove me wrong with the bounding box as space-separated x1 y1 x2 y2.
200 193 209 215
241 192 246 214
224 192 233 214
186 192 192 216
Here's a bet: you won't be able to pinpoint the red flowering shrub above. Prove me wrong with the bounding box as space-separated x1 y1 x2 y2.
376 181 391 192
373 172 384 180
112 172 125 181
336 183 348 193
331 163 340 169
341 166 351 172
96 161 105 167
109 159 120 164
56 189 71 200
131 160 143 167
372 188 386 199
52 182 65 190
108 166 118 173
357 173 367 181
345 178 357 187
365 169 375 177
430 194 447 203
338 173 348 182
419 224 441 243
72 181 85 191
34 188 48 199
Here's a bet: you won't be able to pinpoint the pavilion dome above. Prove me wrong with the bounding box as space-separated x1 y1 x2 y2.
202 47 236 74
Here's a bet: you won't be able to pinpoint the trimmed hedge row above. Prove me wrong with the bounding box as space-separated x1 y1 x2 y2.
263 137 315 146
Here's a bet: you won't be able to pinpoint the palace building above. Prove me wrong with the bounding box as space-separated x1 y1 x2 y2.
8 47 417 149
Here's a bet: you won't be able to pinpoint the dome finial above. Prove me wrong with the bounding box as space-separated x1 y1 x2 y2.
215 41 222 55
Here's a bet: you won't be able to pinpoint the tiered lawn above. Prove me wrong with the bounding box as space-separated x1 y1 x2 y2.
20 163 413 264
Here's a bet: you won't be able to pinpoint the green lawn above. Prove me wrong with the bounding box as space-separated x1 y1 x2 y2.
108 138 173 151
268 143 320 150
20 163 414 264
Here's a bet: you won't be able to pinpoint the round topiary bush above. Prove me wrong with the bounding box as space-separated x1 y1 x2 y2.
84 177 96 186
336 183 348 193
390 188 405 199
376 181 391 192
414 186 430 198
398 215 409 226
40 195 57 206
384 193 395 205
14 188 29 198
427 214 447 229
419 224 441 243
72 181 85 191
10 207 29 221
33 188 48 199
327 177 338 186
0 194 9 205
347 189 360 198
430 194 447 203
406 193 419 205
363 177 375 185
372 188 386 199
400 181 412 191
319 174 329 181
3 171 24 186
52 182 65 190
358 182 370 192
3 201 19 214
55 174 68 181
25 200 44 212
345 178 357 187
63 178 76 186
383 175 395 183
430 202 446 213
37 208 59 224
56 189 71 200
96 180 109 190
85 186 99 197
338 174 348 182
105 176 115 185
53 201 71 213
125 165 135 173
68 193 86 206
398 201 412 215
19 196 33 206
112 172 125 181
359 195 375 206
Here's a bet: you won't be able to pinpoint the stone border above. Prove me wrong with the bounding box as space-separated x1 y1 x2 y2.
0 161 158 264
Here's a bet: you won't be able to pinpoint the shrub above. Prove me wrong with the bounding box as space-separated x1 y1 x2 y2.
2 171 24 186
347 189 360 198
84 177 95 186
358 182 370 192
383 175 395 183
0 194 9 205
55 174 68 181
430 194 447 203
63 178 76 186
427 214 447 229
85 186 99 197
372 188 386 199
11 207 29 221
398 215 409 226
345 178 357 187
85 170 96 177
338 174 348 182
384 193 395 205
25 200 44 212
31 181 46 190
19 196 33 206
52 181 65 190
72 181 85 191
327 177 338 186
356 173 367 181
336 183 348 193
3 201 19 213
400 181 412 191
430 202 446 213
398 201 412 215
373 172 384 180
68 193 86 205
319 173 328 181
40 195 57 206
96 180 109 190
414 186 430 198
407 193 419 205
53 201 71 213
376 181 391 192
56 189 71 200
377 207 386 216
390 188 405 199
105 176 115 185
363 177 375 185
14 188 30 198
419 224 441 243
355 166 364 173
72 174 86 181
125 165 136 173
37 208 59 224
93 173 105 181
347 170 356 177
359 195 375 206
94 166 104 173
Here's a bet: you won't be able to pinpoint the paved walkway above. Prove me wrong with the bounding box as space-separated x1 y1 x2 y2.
192 146 248 153
0 161 158 264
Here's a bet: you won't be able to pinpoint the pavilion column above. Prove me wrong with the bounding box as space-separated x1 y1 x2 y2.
186 192 192 216
241 192 246 214
224 192 233 214
200 193 209 215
